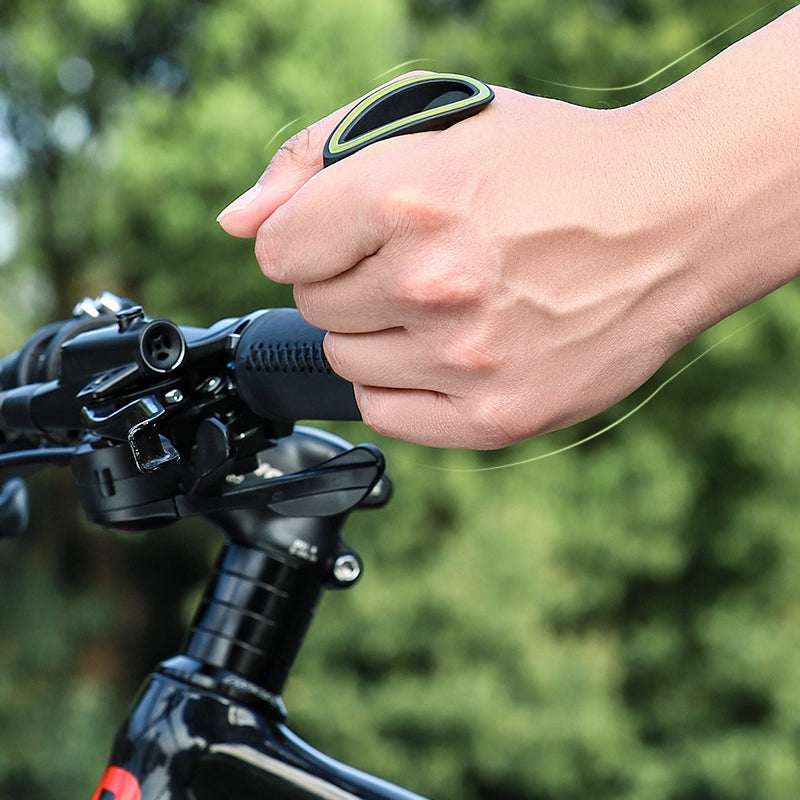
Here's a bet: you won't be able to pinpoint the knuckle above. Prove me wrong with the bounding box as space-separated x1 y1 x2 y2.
394 261 482 309
292 284 314 321
254 223 290 283
270 122 324 172
469 393 530 450
386 186 444 232
434 329 495 375
384 193 481 310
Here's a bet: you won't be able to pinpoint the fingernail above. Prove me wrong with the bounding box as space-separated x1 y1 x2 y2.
216 182 263 221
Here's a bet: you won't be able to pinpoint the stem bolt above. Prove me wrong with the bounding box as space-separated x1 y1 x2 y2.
333 554 361 584
200 376 223 394
165 389 184 405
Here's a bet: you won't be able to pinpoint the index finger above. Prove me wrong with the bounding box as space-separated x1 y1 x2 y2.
216 106 348 239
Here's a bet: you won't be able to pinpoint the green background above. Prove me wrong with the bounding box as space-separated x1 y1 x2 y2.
2 1 800 798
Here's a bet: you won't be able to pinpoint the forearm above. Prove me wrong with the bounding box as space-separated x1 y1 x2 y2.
626 4 800 329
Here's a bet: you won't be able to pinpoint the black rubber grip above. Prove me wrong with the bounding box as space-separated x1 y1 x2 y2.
233 309 360 422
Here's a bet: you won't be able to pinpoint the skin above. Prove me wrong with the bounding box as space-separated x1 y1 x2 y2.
218 5 800 449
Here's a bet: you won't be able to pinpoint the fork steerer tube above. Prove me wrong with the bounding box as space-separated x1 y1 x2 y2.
184 535 328 696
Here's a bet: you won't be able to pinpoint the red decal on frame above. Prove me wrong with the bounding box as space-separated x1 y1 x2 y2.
90 766 142 800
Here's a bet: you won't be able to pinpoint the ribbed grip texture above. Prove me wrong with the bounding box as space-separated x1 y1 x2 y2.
244 337 330 376
234 309 360 422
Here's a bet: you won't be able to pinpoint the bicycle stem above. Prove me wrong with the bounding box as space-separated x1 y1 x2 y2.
180 512 347 699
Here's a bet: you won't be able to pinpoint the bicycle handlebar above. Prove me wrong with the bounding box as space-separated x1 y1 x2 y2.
0 295 363 486
0 295 373 530
0 300 359 441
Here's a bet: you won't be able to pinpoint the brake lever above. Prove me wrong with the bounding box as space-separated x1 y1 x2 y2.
82 395 180 472
176 443 385 518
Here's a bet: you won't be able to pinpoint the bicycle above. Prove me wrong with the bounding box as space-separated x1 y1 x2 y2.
0 73 507 800
0 291 431 800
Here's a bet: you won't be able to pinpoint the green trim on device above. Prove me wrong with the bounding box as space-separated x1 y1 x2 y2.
323 73 494 166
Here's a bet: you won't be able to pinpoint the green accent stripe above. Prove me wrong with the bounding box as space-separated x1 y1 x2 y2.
326 73 492 156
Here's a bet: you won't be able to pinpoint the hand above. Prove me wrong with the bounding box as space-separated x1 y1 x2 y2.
216 82 716 448
218 4 800 450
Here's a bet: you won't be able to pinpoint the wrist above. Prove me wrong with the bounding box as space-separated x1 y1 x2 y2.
620 8 800 333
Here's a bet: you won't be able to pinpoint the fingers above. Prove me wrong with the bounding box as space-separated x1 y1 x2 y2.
259 125 453 285
324 325 494 396
221 117 423 285
354 385 462 447
323 329 443 391
216 71 431 240
353 385 510 450
253 147 397 284
292 251 404 332
216 107 349 239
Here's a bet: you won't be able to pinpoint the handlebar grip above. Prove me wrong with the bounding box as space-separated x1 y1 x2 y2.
233 309 361 422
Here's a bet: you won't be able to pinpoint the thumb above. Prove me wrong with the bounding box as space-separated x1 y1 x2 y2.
216 109 345 238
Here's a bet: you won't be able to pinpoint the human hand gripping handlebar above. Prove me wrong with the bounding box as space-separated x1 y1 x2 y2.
0 73 496 528
241 74 495 415
0 72 496 536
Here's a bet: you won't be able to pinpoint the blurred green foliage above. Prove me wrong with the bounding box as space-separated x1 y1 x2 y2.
2 0 800 798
